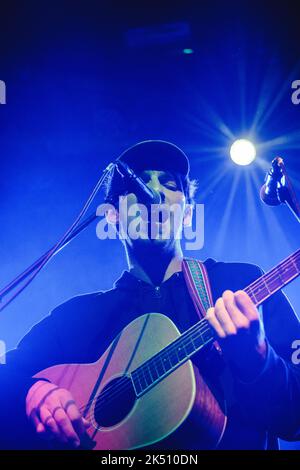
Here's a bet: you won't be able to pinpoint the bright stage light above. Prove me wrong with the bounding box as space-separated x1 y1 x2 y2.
230 139 256 166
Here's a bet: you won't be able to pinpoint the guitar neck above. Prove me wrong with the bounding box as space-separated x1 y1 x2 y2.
131 249 300 396
244 248 300 306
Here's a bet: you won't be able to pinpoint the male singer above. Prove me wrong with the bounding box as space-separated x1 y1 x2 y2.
2 140 300 449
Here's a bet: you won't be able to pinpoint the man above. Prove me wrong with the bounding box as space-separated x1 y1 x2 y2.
2 140 300 449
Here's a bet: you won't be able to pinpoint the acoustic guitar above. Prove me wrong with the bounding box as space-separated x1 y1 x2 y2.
34 249 300 449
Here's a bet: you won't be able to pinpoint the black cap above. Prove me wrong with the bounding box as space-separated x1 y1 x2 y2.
116 140 190 178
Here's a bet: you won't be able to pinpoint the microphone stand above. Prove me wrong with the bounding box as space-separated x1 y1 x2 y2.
0 212 97 302
279 160 300 223
0 162 115 312
276 158 300 224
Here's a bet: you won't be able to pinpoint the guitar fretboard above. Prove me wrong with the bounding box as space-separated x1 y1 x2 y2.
131 249 300 396
245 249 300 306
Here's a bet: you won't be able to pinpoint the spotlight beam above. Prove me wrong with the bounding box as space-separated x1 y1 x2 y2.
230 139 256 166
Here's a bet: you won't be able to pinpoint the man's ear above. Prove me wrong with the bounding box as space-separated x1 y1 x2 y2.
183 204 193 227
105 206 119 225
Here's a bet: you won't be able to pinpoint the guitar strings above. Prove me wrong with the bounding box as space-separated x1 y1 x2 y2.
78 321 213 418
80 324 214 422
245 268 300 305
246 270 300 306
76 251 300 422
79 320 212 416
244 251 300 301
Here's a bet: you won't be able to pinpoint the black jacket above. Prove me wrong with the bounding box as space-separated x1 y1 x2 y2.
1 258 300 449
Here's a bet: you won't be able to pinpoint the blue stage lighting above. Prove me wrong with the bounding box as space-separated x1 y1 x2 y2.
230 139 256 166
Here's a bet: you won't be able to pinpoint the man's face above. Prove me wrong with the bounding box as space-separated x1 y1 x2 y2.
116 170 192 249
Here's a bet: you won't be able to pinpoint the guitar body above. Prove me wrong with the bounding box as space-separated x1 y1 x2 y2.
34 313 226 449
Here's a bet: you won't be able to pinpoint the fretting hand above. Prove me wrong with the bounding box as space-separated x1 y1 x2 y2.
205 290 267 380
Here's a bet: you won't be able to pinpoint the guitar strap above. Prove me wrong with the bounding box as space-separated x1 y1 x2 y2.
182 258 222 354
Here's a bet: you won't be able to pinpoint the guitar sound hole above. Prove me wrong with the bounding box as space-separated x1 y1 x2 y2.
94 376 136 428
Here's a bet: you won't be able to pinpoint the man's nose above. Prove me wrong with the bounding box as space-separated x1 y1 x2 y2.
148 180 166 203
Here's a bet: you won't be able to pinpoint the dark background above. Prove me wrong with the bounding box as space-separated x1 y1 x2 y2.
0 0 300 448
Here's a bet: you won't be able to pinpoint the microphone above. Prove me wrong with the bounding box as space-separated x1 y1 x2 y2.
115 160 161 207
260 157 285 206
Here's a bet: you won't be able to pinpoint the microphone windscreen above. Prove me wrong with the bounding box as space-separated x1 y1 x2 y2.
260 184 281 206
